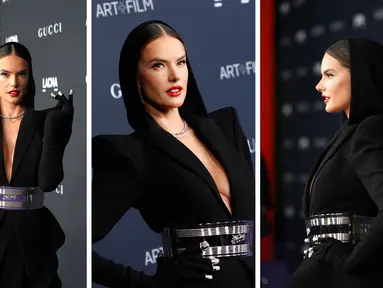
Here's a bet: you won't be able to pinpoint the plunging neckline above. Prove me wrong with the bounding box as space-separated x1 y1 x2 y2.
140 115 239 218
173 127 234 216
0 115 25 185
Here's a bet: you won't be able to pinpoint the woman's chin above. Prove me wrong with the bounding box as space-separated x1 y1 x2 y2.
167 98 185 108
324 104 335 114
2 96 23 106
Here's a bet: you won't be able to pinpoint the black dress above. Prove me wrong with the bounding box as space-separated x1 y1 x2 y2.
291 38 383 287
0 106 73 287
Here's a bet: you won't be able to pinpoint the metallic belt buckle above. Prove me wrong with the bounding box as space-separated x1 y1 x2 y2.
0 186 45 210
162 220 254 258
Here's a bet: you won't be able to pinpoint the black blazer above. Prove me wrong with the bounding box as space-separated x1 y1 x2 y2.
93 107 255 287
0 108 69 287
292 115 383 287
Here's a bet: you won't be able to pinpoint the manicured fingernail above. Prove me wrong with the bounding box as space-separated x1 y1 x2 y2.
69 89 74 95
213 266 220 272
205 274 213 280
50 92 56 98
57 91 63 96
200 241 210 250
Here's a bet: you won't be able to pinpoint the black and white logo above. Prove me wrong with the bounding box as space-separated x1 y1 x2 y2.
5 35 18 43
96 0 154 18
54 184 64 195
42 77 59 93
38 22 63 38
110 83 122 99
145 247 163 266
220 61 255 80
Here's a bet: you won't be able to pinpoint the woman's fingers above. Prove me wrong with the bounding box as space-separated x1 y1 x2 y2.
49 90 74 112
68 89 74 105
50 89 73 105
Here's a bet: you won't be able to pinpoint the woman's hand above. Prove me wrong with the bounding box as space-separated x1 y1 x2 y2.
45 89 74 146
307 238 354 269
153 240 221 286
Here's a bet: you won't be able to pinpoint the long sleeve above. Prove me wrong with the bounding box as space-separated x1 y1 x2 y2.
343 115 383 274
92 136 156 287
38 109 73 192
92 135 141 243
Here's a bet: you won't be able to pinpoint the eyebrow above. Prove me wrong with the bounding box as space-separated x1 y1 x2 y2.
323 69 335 74
0 69 28 73
148 55 187 64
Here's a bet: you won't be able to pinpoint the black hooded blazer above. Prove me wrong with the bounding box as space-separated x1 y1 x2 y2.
0 42 73 287
291 38 383 287
92 21 255 287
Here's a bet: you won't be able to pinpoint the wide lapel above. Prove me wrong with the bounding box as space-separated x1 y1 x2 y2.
138 115 236 217
138 126 220 196
303 123 357 215
185 114 241 217
0 124 9 185
11 109 41 183
0 125 8 227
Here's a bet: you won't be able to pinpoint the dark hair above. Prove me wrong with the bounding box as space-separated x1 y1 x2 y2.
119 20 207 131
136 22 184 56
0 42 35 108
326 39 350 70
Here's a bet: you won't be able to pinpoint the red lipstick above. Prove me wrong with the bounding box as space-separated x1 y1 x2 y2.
166 86 183 97
322 95 330 104
8 90 20 97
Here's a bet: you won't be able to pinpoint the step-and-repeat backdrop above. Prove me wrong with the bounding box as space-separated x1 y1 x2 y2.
0 0 87 287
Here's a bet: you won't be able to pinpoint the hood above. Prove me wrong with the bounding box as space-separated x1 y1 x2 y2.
346 37 383 124
118 20 208 131
0 42 35 109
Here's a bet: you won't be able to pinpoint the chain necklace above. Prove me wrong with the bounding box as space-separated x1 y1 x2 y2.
0 111 25 123
172 119 189 139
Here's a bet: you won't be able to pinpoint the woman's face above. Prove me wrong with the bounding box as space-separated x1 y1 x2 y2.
137 35 188 112
0 54 29 106
315 53 351 117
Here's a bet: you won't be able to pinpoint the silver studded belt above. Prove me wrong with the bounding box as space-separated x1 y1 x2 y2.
161 220 254 258
0 186 45 210
305 213 375 245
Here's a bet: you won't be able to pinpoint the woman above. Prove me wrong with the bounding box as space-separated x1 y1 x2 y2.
291 38 383 287
92 20 255 287
0 42 73 287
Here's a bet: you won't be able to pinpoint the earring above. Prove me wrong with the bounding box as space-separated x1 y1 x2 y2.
138 87 144 104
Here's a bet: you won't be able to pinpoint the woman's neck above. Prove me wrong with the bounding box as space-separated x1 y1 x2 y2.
145 104 185 134
0 102 25 118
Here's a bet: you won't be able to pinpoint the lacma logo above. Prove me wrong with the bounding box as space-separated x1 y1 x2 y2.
38 22 63 38
220 61 255 80
5 35 18 43
96 0 154 18
42 77 59 93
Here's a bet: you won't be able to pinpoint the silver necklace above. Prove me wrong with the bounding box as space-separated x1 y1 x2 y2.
172 119 189 138
0 112 25 123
